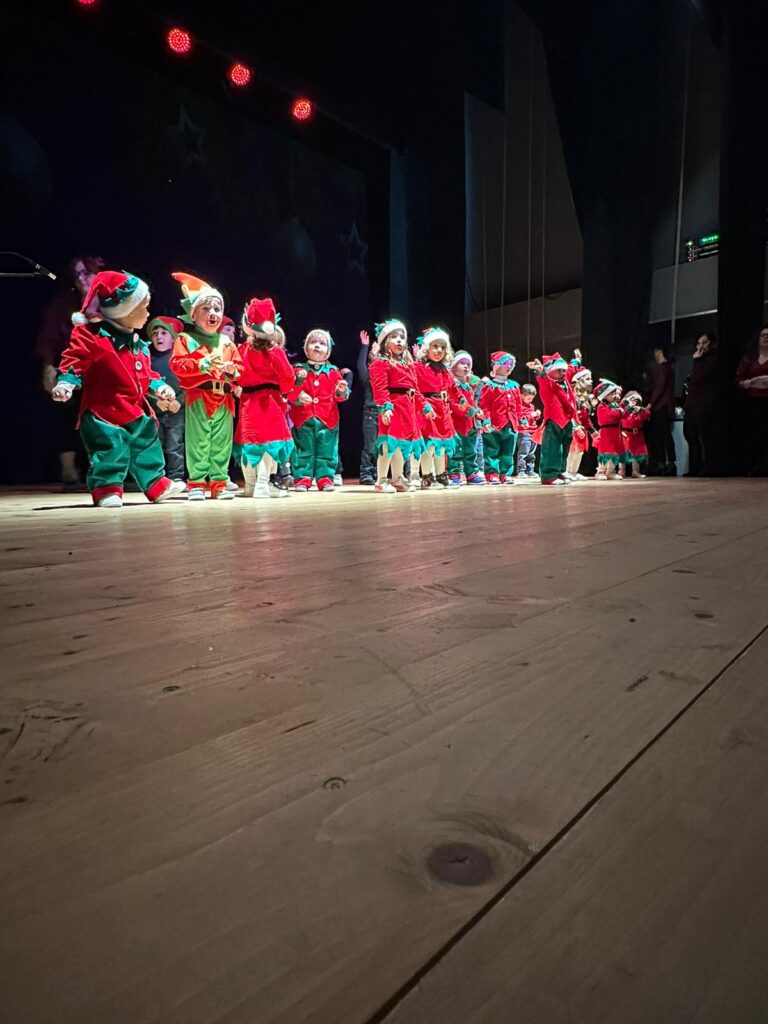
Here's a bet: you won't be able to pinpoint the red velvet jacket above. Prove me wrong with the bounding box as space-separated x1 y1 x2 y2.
369 358 427 441
415 362 463 440
596 402 624 455
57 322 165 427
479 378 523 431
450 378 480 436
235 345 295 446
170 329 243 417
621 407 650 457
518 401 542 434
290 362 349 430
535 373 577 429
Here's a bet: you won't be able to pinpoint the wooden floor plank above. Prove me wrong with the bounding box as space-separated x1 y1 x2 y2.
1 481 767 1024
382 628 768 1024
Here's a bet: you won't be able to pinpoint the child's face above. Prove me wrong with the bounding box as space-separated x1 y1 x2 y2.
493 362 511 379
151 327 174 352
427 340 446 363
452 360 471 381
605 387 621 403
522 391 535 404
385 330 406 357
306 333 330 362
549 367 566 382
192 296 224 335
221 323 236 341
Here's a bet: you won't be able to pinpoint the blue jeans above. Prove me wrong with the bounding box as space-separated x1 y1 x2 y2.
516 432 537 474
157 408 185 481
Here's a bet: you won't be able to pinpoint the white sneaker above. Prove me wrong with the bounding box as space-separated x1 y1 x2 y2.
268 481 289 498
225 479 239 492
253 480 271 499
215 488 235 499
374 480 396 493
187 487 206 501
334 474 343 487
155 480 187 502
407 478 420 492
97 494 123 508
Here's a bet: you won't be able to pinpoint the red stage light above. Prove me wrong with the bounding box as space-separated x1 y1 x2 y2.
76 0 99 6
229 63 252 87
167 28 192 55
291 98 314 122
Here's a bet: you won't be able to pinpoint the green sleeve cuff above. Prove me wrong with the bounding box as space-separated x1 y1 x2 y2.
148 377 165 393
379 402 394 413
57 371 82 387
199 356 212 373
423 402 434 414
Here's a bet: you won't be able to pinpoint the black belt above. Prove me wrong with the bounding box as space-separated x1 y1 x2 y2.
422 390 448 400
390 387 415 396
197 380 233 394
241 383 279 394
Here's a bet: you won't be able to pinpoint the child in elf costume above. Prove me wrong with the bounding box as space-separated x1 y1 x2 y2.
414 327 464 489
620 390 651 478
220 316 237 342
51 270 185 507
447 350 487 485
169 272 242 500
146 315 186 484
479 351 522 485
566 366 595 481
290 328 350 492
235 298 296 499
369 319 429 493
593 378 625 480
526 350 580 485
516 383 541 478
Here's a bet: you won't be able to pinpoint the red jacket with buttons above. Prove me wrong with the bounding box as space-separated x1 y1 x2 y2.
450 377 479 436
518 400 541 434
535 371 577 429
596 401 624 456
57 322 165 427
289 362 349 430
621 407 650 458
479 378 523 430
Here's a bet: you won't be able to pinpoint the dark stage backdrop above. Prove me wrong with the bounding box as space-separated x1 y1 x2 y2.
1 6 371 482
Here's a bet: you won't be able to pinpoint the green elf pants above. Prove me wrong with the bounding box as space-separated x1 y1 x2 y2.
292 419 339 482
80 410 168 502
447 430 480 476
482 426 518 477
540 420 573 482
185 399 233 484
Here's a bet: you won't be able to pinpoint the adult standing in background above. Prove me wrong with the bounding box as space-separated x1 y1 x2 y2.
36 255 104 485
735 324 768 475
683 331 718 476
648 345 677 476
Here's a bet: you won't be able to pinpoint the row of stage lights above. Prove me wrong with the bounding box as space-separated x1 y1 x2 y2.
76 0 315 122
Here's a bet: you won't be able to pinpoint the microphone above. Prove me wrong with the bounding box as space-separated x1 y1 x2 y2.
32 261 57 281
0 251 57 280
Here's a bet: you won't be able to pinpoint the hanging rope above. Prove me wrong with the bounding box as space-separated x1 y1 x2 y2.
482 189 489 366
498 33 510 349
671 6 692 350
526 30 534 371
540 66 548 355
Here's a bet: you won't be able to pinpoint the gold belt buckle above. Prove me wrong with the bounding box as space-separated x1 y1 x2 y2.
212 380 225 395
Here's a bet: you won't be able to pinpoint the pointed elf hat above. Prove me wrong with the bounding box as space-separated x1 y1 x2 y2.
72 270 149 325
242 297 280 337
146 315 184 340
491 350 516 370
304 328 334 356
374 318 407 344
450 349 473 369
420 326 451 348
594 378 622 402
542 352 568 375
571 367 592 384
172 272 223 317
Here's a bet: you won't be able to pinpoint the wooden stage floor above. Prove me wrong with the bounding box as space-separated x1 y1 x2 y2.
2 479 768 1024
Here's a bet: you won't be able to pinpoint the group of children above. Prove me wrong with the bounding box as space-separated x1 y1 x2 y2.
50 267 651 506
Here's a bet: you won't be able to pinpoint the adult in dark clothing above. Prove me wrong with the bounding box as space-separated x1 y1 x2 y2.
683 332 718 476
648 345 677 475
735 324 768 474
36 255 104 484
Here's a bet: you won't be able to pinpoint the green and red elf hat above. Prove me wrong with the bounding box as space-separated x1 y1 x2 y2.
593 378 622 402
621 390 643 410
542 352 568 376
375 318 408 344
172 272 224 319
450 349 473 369
491 350 517 370
145 315 184 340
242 297 280 338
72 270 149 325
571 367 592 385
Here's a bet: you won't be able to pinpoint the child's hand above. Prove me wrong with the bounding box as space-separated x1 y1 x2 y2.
425 408 437 420
156 384 176 402
360 329 370 346
297 391 313 406
573 348 582 361
51 383 74 402
220 361 238 379
335 381 349 397
370 339 381 359
295 367 308 382
233 385 243 398
381 408 393 426
526 359 543 372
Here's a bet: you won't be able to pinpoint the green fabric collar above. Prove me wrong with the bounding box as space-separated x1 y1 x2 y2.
298 361 334 375
183 325 222 353
98 322 149 356
488 377 518 389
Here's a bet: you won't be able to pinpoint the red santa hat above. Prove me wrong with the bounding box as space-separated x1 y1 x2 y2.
145 315 184 340
571 367 592 384
220 316 235 330
593 378 622 402
72 270 149 325
242 297 279 337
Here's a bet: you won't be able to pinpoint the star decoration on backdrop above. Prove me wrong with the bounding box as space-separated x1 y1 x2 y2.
167 106 207 169
340 222 368 276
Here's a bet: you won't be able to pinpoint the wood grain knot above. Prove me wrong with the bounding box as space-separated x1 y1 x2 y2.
426 843 494 886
